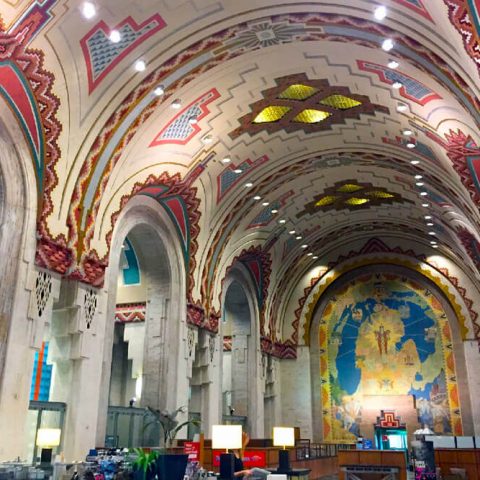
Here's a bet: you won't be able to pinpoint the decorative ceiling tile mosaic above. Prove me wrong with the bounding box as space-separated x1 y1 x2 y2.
248 190 294 228
357 60 442 106
297 180 413 216
217 155 269 203
81 14 166 93
229 73 388 139
149 88 220 146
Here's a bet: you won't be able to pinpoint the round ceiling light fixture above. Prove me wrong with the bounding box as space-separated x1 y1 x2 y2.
410 159 420 165
397 103 408 112
382 38 395 51
244 182 253 188
171 98 182 109
134 59 146 72
262 201 269 206
392 81 403 89
374 5 388 20
234 168 242 174
81 1 96 19
154 85 165 96
253 195 261 201
202 134 213 144
388 59 399 69
406 141 416 149
403 129 413 136
222 157 231 164
271 209 278 214
188 116 198 124
109 30 121 43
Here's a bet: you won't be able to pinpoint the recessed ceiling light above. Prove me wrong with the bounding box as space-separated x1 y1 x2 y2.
416 182 424 186
420 191 428 196
432 244 438 248
424 215 432 220
388 59 399 69
234 168 242 174
289 230 296 234
307 252 313 256
134 59 146 72
374 5 388 20
406 141 416 149
279 219 286 224
313 255 318 260
154 85 165 96
245 182 253 188
81 1 96 19
382 38 395 51
301 244 308 249
403 129 413 136
271 209 278 214
410 159 420 165
426 222 434 226
171 99 181 109
222 157 231 164
397 103 408 112
202 134 213 144
296 236 302 240
253 195 261 201
262 201 269 206
415 175 423 180
422 203 430 207
392 81 403 89
188 116 198 124
428 231 436 235
109 29 121 43
430 240 437 245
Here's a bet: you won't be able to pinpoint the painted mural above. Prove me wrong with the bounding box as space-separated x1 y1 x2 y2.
319 273 462 442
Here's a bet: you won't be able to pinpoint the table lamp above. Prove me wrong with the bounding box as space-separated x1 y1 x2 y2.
212 425 242 479
36 428 61 465
273 427 295 473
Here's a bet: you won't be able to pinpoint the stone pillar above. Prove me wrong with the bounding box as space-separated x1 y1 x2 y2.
264 355 280 437
0 267 60 461
232 334 249 416
189 330 222 437
464 340 480 434
48 280 105 461
281 346 313 439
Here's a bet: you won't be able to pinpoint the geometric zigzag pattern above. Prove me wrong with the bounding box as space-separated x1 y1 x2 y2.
81 14 166 93
357 60 441 105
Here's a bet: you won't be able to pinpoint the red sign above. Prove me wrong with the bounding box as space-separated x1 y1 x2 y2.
212 450 266 468
184 442 200 462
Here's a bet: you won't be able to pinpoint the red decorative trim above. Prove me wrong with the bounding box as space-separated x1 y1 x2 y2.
223 336 232 352
393 0 433 21
115 302 146 323
445 130 480 206
81 15 167 93
444 0 480 74
187 302 205 327
149 88 220 146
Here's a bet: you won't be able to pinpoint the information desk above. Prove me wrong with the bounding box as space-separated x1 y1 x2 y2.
338 450 406 480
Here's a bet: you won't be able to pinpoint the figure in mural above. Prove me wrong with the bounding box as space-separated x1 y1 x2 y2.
322 274 460 441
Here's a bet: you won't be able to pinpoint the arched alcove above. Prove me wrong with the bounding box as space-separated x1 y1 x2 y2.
309 264 473 443
221 266 264 436
96 195 188 447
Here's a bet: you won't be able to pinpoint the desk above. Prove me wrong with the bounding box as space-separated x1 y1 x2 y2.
267 468 310 479
341 465 399 480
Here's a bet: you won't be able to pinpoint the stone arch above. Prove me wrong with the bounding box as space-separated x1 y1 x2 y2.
0 96 40 459
309 264 474 442
96 194 188 445
221 263 264 437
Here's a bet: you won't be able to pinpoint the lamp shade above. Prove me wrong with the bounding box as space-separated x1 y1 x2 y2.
36 428 61 447
273 427 295 447
212 425 242 450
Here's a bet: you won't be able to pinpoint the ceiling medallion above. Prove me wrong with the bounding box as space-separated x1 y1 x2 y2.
297 180 412 216
229 73 388 139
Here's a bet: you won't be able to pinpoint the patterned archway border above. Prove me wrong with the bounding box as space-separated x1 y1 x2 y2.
298 256 476 348
60 171 201 288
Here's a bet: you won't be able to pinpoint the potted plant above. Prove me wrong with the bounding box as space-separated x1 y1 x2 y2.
130 448 159 480
144 406 201 480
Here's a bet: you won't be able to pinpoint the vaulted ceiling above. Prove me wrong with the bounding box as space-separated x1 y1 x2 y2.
1 0 480 341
